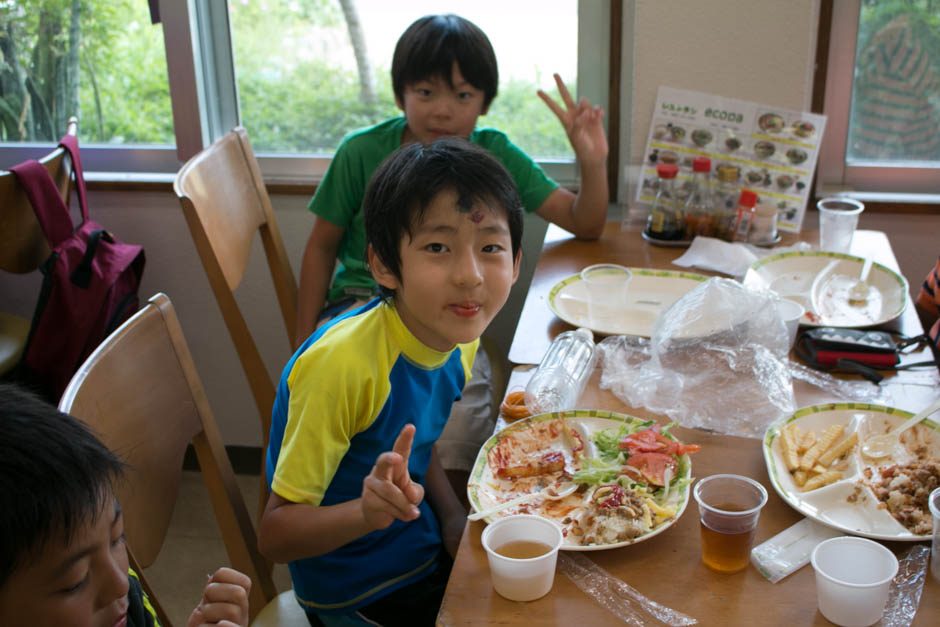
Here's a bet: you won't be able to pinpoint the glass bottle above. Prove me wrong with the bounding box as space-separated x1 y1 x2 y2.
682 156 714 239
731 189 759 242
713 164 740 241
644 163 684 241
524 328 597 414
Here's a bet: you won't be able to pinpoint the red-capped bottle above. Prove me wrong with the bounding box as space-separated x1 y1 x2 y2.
682 156 714 238
731 189 759 242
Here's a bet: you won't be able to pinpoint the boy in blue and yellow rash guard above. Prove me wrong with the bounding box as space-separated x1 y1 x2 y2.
260 138 523 626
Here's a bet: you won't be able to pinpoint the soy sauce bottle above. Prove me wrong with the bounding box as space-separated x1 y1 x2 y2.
645 163 684 241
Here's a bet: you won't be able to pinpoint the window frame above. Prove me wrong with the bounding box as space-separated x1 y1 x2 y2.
817 0 940 199
0 0 612 190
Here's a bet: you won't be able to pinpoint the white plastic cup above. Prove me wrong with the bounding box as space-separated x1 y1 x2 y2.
810 536 898 626
930 487 940 582
776 298 805 349
580 263 632 330
481 514 563 602
817 198 864 253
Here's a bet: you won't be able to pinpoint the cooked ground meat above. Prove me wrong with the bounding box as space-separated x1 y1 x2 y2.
867 460 940 535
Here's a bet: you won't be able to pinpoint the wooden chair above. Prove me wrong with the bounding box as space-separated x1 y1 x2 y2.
173 128 298 489
57 293 302 624
0 117 77 375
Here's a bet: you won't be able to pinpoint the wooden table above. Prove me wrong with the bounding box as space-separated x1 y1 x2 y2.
438 223 939 625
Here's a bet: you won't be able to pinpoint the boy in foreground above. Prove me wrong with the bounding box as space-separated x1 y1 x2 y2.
0 383 251 627
259 138 523 626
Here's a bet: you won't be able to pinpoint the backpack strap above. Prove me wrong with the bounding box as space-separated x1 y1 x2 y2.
58 133 89 225
9 159 75 248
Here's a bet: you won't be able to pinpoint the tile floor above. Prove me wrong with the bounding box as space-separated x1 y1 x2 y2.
145 471 293 626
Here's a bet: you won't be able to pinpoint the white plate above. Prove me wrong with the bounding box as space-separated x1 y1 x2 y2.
763 403 940 541
742 251 908 327
467 410 693 551
548 269 708 337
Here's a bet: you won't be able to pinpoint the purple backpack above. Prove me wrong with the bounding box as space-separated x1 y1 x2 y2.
10 133 145 400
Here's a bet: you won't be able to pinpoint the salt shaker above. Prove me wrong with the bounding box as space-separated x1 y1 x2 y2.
524 327 597 414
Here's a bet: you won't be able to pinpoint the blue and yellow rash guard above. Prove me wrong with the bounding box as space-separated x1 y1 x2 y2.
266 298 477 613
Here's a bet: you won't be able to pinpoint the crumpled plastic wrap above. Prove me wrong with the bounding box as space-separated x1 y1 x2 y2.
597 277 795 438
559 552 697 626
881 544 929 627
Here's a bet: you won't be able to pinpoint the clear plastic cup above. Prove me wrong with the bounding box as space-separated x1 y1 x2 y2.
580 263 632 330
811 536 898 626
775 298 805 349
930 487 940 582
817 198 864 253
693 474 768 573
481 514 563 602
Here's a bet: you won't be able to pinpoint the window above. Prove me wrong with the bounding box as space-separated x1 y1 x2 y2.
0 0 179 173
818 0 940 196
0 0 610 186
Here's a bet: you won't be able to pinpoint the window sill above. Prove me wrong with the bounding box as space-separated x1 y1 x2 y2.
83 171 318 195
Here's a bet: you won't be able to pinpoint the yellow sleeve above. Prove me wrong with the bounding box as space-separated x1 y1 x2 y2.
271 314 396 505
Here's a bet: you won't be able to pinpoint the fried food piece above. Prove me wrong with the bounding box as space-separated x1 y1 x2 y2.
818 432 859 467
799 430 817 454
803 470 842 492
781 424 801 471
793 470 808 487
800 425 844 471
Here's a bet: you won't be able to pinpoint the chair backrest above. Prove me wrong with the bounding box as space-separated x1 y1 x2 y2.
58 292 277 623
173 128 298 446
0 117 77 273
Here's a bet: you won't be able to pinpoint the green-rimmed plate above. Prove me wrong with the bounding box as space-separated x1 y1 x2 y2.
548 268 708 337
763 403 940 541
742 251 908 327
467 409 694 551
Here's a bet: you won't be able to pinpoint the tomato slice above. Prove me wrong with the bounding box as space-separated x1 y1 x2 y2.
624 452 678 486
620 427 701 458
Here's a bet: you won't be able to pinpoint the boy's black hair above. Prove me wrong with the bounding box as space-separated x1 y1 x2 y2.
364 136 523 285
0 383 124 589
392 14 499 109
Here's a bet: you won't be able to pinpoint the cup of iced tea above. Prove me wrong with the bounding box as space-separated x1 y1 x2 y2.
693 474 768 573
481 514 563 601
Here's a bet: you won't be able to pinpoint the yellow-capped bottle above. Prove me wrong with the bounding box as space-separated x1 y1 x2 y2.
645 164 684 241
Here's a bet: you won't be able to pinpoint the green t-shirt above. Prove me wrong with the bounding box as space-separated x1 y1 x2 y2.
309 116 558 303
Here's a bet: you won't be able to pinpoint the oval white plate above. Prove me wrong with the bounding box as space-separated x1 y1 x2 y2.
548 268 708 337
467 409 693 551
742 251 908 327
763 403 940 541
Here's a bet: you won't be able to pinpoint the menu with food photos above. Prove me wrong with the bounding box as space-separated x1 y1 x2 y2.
636 86 827 233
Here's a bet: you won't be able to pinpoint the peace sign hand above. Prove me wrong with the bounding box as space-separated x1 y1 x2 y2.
537 73 608 167
361 424 425 531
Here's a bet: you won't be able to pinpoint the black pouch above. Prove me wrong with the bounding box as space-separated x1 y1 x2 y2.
794 327 939 383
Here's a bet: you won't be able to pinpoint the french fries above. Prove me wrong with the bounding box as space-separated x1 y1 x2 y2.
778 422 856 492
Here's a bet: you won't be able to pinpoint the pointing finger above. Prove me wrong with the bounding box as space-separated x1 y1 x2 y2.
392 424 416 466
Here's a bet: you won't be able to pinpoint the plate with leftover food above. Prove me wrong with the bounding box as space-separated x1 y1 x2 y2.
468 410 698 550
742 251 908 327
763 403 940 541
548 268 708 337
